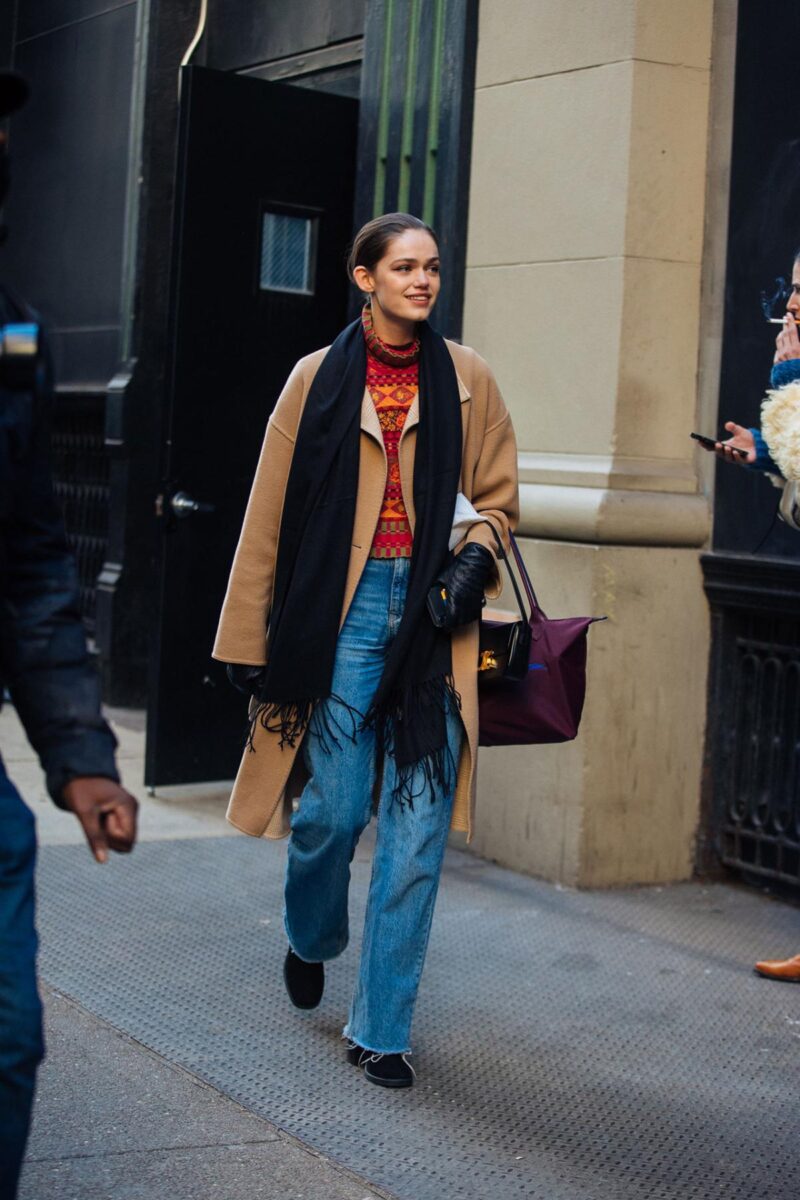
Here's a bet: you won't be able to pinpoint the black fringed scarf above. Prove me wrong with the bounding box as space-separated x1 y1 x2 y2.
250 313 463 805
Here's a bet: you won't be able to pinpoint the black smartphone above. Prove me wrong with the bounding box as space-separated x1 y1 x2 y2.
426 583 449 627
690 431 748 458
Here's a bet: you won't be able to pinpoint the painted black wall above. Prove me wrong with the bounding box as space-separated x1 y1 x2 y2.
0 0 365 390
1 0 366 703
101 0 365 702
1 1 137 385
354 0 478 340
713 0 800 558
205 0 364 72
0 5 14 74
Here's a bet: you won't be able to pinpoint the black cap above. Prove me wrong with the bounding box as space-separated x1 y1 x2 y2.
0 71 29 119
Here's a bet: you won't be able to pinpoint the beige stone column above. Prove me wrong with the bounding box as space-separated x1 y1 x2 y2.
462 0 729 886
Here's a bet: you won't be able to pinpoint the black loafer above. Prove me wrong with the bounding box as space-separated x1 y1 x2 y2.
283 948 324 1009
362 1052 414 1089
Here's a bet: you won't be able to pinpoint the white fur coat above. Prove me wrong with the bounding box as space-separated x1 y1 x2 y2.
761 379 800 480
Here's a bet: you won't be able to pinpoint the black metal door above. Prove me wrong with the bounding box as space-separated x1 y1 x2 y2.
145 66 357 786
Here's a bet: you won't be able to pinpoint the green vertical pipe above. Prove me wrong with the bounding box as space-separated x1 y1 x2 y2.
422 0 446 227
397 0 421 213
373 0 395 217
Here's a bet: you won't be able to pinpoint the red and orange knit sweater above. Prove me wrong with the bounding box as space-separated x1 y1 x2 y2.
366 346 417 558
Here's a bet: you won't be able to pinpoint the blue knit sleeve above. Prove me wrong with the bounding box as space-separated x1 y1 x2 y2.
770 359 800 389
748 360 800 474
747 427 781 475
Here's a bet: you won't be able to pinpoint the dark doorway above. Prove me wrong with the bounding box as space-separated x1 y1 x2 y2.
145 66 357 787
713 4 800 559
702 1 800 892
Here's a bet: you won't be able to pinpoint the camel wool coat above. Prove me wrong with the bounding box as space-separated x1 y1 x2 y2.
212 338 519 843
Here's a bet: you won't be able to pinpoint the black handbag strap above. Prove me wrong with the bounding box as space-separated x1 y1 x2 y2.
509 532 547 618
486 525 546 623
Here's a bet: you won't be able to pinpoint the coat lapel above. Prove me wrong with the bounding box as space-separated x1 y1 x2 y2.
360 349 470 442
360 384 383 445
398 368 471 531
400 367 470 439
360 350 471 534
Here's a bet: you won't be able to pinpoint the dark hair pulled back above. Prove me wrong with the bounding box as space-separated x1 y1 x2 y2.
347 211 439 283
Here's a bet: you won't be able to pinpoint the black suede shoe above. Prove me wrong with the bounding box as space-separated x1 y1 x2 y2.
283 948 324 1009
345 1041 366 1066
362 1052 414 1089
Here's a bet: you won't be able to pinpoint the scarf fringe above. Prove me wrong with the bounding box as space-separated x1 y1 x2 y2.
392 741 458 812
248 676 462 813
247 699 314 751
247 694 362 753
365 674 462 811
309 694 361 755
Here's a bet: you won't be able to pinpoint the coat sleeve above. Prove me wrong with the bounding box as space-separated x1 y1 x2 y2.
760 379 800 481
211 361 306 665
461 362 520 595
0 372 119 806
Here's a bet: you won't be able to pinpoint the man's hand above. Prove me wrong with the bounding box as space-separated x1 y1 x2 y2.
61 777 138 863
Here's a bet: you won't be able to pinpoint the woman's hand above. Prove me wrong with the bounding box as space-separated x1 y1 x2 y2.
774 312 800 363
713 422 756 466
428 543 495 630
226 662 266 697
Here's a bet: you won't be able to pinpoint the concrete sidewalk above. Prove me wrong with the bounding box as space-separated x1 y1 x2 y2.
22 987 386 1200
4 704 799 1200
7 706 384 1199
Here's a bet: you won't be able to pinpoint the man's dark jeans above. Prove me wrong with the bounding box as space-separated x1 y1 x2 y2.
0 757 43 1199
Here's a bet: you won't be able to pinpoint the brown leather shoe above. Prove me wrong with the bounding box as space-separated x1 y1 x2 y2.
754 953 800 982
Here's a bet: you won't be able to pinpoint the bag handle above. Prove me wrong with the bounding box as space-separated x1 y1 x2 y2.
485 525 546 623
509 532 547 619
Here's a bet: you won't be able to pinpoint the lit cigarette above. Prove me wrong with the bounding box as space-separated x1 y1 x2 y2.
768 317 800 325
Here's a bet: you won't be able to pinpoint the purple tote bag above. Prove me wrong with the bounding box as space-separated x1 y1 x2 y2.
478 534 602 747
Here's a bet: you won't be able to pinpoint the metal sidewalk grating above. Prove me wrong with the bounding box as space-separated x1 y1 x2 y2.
35 836 799 1200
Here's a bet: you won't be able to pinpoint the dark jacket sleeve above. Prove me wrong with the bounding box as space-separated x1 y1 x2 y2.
0 352 119 805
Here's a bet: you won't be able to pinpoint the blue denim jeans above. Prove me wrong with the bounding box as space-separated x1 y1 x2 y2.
284 558 462 1055
0 758 44 1200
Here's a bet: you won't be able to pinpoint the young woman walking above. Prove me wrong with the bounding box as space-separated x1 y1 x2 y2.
213 212 519 1087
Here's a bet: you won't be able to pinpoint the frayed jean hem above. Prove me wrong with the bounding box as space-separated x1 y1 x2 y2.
342 1025 411 1057
284 910 348 963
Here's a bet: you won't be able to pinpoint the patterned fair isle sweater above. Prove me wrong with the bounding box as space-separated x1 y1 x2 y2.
366 346 417 558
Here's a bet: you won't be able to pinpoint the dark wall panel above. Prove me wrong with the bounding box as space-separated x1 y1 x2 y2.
0 1 17 70
328 0 367 43
280 65 362 99
713 0 800 559
354 0 478 340
3 3 136 383
15 1 134 42
207 0 365 71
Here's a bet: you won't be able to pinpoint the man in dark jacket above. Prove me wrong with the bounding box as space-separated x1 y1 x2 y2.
0 71 137 1198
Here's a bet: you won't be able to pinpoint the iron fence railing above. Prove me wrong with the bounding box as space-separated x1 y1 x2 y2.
720 615 800 886
704 554 800 893
50 389 110 637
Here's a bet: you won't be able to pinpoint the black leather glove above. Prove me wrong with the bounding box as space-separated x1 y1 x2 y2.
225 662 266 697
427 543 495 630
